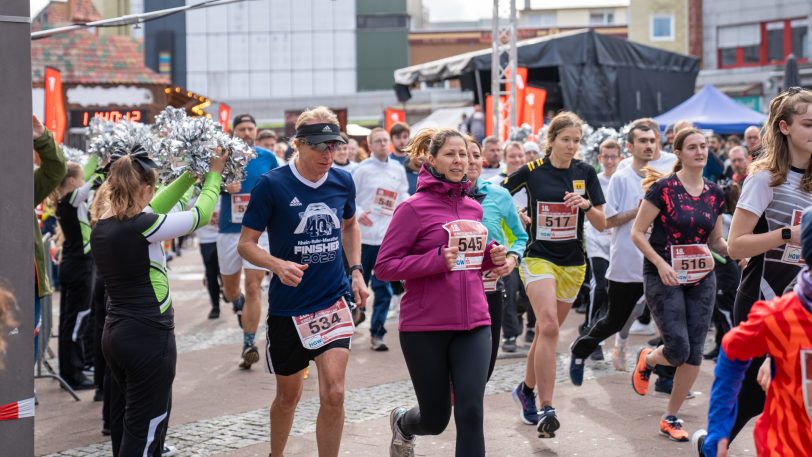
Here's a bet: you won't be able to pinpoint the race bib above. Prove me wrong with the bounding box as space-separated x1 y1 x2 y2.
536 202 578 241
231 193 250 224
372 188 398 216
671 244 714 284
292 298 354 350
210 209 220 226
482 271 498 292
443 220 489 271
801 349 812 430
781 209 804 265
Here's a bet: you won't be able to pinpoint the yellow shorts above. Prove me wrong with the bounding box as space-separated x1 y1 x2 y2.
519 258 586 304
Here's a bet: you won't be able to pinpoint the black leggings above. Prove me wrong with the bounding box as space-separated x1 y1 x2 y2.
571 280 644 359
486 290 505 380
400 326 491 457
92 274 111 427
199 242 221 310
103 319 176 457
583 257 609 332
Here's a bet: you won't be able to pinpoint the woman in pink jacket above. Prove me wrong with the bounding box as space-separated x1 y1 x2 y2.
375 127 508 457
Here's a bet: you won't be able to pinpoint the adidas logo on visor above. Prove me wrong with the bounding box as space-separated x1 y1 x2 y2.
322 125 332 133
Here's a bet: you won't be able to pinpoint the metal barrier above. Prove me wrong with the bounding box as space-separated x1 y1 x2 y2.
35 234 79 401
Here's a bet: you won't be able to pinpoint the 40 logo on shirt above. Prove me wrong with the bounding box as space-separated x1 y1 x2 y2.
443 220 488 271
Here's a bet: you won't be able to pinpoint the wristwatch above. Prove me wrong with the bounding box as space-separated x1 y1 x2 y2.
583 201 593 212
349 264 364 275
781 227 792 240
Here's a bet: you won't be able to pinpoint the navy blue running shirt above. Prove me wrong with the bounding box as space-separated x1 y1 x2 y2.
242 163 356 316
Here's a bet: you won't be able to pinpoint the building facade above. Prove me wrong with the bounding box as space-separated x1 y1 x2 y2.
520 0 629 28
628 0 690 55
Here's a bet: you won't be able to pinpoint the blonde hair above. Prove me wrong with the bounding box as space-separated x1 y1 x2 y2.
599 139 621 153
641 128 701 192
90 181 111 226
48 162 83 207
295 106 339 130
751 88 812 191
545 111 583 156
404 128 467 161
0 286 18 372
107 156 157 220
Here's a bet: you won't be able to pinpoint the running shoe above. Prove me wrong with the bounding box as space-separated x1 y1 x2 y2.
569 356 585 386
536 405 560 438
653 376 697 399
525 328 535 343
589 347 604 361
389 407 415 457
371 336 389 352
162 444 178 456
208 308 220 319
613 347 627 371
659 415 689 442
238 345 260 370
632 347 653 396
502 337 517 353
691 429 708 456
511 382 539 425
629 320 655 335
232 293 245 328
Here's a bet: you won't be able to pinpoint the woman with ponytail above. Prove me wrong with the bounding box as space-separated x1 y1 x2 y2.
91 148 226 457
630 128 727 442
692 87 812 455
375 128 508 457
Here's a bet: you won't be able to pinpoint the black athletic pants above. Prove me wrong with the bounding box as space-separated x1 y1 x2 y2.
58 256 94 385
486 289 505 380
571 280 644 359
728 290 766 441
582 257 609 333
92 273 110 427
199 242 221 310
399 326 491 457
711 259 740 348
103 318 175 457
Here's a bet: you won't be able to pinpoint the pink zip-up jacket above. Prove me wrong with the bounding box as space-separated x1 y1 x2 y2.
375 165 498 332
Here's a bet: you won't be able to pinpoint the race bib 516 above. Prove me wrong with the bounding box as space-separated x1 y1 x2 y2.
671 244 714 284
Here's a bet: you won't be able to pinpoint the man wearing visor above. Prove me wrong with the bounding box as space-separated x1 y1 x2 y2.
217 114 279 370
238 106 369 457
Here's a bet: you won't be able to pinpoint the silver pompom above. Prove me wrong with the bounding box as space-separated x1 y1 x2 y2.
583 126 620 166
61 145 88 166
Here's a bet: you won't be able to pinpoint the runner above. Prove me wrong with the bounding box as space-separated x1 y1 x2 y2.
480 136 503 181
580 139 620 359
692 206 812 457
569 121 655 382
237 106 368 457
466 136 528 379
630 127 727 442
375 127 507 457
352 127 409 351
217 113 279 370
196 197 222 319
53 158 101 389
702 87 812 446
389 122 411 165
502 111 606 437
332 133 358 173
92 148 226 456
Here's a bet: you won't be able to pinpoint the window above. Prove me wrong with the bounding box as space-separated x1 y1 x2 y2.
650 15 674 41
766 21 785 62
589 10 615 26
792 19 809 58
356 14 409 29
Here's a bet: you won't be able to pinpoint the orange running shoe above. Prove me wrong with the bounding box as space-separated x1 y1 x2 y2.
631 347 653 396
659 415 689 442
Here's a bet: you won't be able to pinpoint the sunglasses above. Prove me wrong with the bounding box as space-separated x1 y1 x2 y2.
300 139 342 152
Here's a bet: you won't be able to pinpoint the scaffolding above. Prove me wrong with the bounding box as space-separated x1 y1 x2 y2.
490 0 518 139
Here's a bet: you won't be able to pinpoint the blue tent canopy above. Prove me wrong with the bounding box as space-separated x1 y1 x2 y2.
654 85 766 134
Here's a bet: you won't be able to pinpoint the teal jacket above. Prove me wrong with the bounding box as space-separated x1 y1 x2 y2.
475 178 528 260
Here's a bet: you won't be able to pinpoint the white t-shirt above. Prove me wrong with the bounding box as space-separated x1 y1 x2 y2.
488 172 528 210
585 172 612 260
618 151 677 174
604 165 646 283
196 200 220 244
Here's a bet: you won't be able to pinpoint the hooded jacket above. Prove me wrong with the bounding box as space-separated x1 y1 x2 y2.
375 165 497 332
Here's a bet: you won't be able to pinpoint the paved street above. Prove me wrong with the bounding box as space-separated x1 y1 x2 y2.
35 242 756 457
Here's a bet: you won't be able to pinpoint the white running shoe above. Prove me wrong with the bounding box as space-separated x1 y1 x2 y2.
628 321 655 336
389 407 415 457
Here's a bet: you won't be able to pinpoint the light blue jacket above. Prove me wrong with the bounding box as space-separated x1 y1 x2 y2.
475 178 528 260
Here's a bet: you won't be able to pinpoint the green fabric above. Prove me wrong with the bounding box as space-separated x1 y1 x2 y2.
192 172 222 229
148 171 196 214
33 131 66 298
82 155 99 181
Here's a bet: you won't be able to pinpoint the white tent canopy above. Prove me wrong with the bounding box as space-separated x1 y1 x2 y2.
409 107 474 137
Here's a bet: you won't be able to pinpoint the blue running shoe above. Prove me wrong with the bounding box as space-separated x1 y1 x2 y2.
511 382 539 425
536 405 560 438
569 356 585 386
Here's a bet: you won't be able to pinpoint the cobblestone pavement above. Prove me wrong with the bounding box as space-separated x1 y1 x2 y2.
41 353 629 457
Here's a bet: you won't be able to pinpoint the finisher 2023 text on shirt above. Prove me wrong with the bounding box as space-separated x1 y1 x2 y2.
242 163 356 317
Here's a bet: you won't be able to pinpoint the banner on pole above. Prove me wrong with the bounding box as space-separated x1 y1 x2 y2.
43 67 66 143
